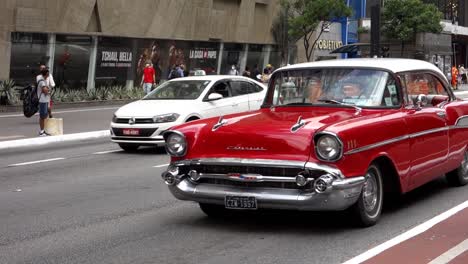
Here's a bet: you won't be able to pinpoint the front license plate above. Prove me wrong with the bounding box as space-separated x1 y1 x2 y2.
225 196 257 210
123 128 140 136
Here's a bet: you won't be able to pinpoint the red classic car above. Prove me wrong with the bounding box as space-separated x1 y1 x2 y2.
161 58 468 226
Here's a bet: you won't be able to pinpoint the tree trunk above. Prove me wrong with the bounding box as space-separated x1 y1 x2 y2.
400 41 405 57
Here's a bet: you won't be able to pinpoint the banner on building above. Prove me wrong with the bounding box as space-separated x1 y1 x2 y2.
99 50 133 67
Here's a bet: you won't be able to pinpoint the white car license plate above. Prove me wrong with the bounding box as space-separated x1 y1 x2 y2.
123 128 140 136
225 196 257 210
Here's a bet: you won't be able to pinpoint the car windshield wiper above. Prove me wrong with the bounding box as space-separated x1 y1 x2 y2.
317 99 362 114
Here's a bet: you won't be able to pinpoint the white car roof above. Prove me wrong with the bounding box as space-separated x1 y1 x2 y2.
167 75 264 85
279 58 444 76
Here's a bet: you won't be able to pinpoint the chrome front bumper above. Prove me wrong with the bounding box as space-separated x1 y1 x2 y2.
162 158 365 211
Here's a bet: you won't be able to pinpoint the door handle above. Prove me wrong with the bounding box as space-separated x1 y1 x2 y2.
436 112 446 118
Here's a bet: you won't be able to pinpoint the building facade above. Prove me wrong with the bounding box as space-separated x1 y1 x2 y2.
1 0 280 90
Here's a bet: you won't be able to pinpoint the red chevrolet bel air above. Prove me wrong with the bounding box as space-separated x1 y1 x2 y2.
161 58 468 226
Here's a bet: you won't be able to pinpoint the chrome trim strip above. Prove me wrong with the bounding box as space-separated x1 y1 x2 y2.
408 126 448 138
212 116 227 131
174 158 307 168
290 116 306 133
197 173 311 183
172 158 344 178
345 127 449 155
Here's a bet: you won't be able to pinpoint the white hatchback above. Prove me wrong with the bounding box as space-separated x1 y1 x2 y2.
110 75 266 151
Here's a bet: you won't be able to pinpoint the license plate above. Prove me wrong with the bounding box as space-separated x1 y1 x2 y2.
122 128 140 136
225 196 257 210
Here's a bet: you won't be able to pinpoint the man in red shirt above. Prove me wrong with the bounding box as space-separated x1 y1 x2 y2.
141 63 155 94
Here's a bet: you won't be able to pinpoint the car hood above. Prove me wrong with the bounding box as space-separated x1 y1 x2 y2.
178 107 358 162
115 100 194 117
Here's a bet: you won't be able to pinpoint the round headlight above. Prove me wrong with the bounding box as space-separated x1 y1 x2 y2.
165 132 187 157
316 134 342 161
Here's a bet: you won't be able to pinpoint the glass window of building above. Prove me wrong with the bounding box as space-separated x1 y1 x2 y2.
53 35 91 90
10 32 48 85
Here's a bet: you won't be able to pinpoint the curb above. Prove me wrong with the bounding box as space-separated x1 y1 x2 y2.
0 130 110 150
0 99 134 113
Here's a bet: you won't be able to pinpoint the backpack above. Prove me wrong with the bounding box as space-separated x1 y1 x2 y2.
22 82 40 118
169 69 181 79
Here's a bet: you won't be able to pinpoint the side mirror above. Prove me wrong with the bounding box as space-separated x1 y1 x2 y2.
416 94 428 109
206 93 223 101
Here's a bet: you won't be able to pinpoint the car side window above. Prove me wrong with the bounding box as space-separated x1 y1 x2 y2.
230 81 251 96
250 83 263 93
208 81 231 98
381 77 400 107
400 72 449 107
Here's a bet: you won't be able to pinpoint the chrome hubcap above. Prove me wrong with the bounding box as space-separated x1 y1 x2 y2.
363 171 378 212
462 151 468 180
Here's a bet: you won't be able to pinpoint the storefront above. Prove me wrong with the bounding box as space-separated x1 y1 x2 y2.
9 32 277 90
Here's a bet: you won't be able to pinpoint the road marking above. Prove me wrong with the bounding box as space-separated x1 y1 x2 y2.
153 164 169 168
93 149 122 155
428 239 468 264
341 200 468 264
0 107 119 118
8 157 66 167
0 135 25 140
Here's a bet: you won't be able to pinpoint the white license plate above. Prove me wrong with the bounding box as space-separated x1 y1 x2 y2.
225 196 257 210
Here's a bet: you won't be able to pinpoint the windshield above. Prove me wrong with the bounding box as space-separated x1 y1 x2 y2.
270 68 399 108
144 80 211 100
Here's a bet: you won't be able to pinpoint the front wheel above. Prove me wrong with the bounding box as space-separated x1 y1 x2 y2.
118 143 140 152
446 149 468 186
350 163 384 227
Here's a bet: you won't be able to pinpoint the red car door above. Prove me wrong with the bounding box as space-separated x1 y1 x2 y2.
401 72 449 189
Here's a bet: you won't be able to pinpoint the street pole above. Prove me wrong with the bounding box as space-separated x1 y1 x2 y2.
370 3 381 58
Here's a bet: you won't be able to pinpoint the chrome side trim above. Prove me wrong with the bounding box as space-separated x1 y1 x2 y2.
290 116 306 133
408 127 448 138
345 127 449 155
212 116 227 131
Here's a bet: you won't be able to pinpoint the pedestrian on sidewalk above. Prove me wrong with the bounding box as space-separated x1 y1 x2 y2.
242 66 251 78
451 65 458 90
251 64 261 80
141 63 155 95
228 65 239 76
36 64 55 117
37 68 51 136
460 65 467 84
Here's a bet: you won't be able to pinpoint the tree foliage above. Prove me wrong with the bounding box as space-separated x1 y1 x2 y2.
382 0 443 56
281 0 352 62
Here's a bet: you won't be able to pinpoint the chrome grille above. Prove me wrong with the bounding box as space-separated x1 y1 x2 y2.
115 118 154 124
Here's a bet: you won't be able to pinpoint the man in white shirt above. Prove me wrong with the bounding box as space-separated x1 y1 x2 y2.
37 67 52 136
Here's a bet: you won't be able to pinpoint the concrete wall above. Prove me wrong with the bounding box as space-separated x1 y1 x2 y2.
0 0 279 80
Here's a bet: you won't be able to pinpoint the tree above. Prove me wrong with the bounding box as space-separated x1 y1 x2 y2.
281 0 352 62
382 0 443 57
271 7 292 66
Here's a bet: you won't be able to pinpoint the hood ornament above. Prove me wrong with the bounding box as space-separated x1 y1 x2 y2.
212 116 227 131
290 116 306 133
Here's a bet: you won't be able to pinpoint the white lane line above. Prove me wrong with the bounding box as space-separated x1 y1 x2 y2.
153 164 169 168
0 107 119 118
92 149 122 155
0 135 25 140
428 239 468 264
8 157 66 167
342 200 468 264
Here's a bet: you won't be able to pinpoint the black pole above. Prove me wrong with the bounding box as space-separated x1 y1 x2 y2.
370 4 381 57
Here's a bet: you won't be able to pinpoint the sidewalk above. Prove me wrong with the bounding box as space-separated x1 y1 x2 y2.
0 105 120 142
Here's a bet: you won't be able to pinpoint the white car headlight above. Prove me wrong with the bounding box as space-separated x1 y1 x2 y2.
165 132 187 157
153 113 180 123
315 134 342 161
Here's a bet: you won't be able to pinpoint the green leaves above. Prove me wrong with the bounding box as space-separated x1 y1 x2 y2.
382 0 443 42
280 0 352 62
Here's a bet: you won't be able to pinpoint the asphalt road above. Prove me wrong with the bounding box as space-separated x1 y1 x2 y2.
0 139 467 264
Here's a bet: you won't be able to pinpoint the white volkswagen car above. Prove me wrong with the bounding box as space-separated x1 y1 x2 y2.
110 75 266 151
